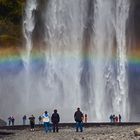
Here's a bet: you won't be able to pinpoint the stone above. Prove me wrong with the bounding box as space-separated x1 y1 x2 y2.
109 136 114 140
0 119 6 126
134 128 140 136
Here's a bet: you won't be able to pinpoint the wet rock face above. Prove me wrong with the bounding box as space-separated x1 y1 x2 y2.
0 119 6 126
134 0 140 40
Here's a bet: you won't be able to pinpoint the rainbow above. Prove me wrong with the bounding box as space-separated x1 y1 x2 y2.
0 47 140 74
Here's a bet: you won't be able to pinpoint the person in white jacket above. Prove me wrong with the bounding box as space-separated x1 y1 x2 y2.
42 111 51 133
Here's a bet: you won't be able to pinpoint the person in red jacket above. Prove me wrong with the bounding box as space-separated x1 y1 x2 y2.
115 116 118 123
84 114 88 123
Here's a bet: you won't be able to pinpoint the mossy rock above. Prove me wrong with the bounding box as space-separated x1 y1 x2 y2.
0 35 21 47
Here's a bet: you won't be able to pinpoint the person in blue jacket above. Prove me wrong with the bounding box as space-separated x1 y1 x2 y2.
42 111 51 133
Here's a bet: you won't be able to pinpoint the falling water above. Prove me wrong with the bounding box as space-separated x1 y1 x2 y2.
22 0 37 106
92 0 130 121
115 0 130 121
22 0 130 121
42 0 88 111
23 0 37 69
93 0 115 121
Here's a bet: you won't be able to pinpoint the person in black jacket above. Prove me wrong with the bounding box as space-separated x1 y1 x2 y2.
51 109 60 132
74 108 83 132
29 115 35 131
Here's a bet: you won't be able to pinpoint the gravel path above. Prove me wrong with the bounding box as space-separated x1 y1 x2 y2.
1 125 140 140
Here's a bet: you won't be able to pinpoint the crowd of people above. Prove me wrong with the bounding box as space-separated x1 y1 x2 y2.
7 108 122 133
27 108 85 133
7 108 87 133
8 116 15 126
109 114 121 123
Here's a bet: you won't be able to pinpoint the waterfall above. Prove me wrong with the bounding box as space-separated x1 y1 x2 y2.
115 0 130 121
42 0 88 110
22 0 37 107
92 0 130 121
21 0 130 121
93 0 115 121
23 0 37 70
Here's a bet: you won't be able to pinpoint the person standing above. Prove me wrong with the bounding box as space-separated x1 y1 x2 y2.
74 108 84 132
42 111 51 133
109 114 113 123
8 116 11 126
119 114 121 123
11 116 15 126
115 116 118 123
84 114 88 123
51 109 60 132
38 116 42 124
23 115 27 125
29 115 35 131
112 114 115 123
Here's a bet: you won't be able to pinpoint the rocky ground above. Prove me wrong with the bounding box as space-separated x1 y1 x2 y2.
0 125 140 140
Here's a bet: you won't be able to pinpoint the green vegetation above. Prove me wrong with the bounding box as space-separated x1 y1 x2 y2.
0 0 25 47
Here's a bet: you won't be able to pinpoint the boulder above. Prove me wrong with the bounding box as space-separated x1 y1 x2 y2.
134 128 140 136
0 119 6 126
